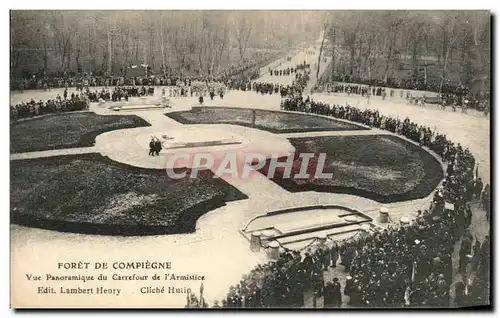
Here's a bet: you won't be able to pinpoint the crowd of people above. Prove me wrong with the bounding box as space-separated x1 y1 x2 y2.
223 65 310 99
251 82 283 95
12 77 231 117
84 82 225 102
10 92 89 121
269 62 311 77
328 73 473 95
318 83 388 98
250 80 305 98
13 72 241 92
10 84 157 121
318 73 489 112
313 82 489 114
219 96 490 308
148 137 164 156
85 86 155 102
10 51 279 92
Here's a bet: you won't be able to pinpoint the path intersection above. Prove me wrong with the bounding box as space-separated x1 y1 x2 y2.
10 43 490 308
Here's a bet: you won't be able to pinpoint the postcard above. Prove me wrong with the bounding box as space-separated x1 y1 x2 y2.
10 10 491 309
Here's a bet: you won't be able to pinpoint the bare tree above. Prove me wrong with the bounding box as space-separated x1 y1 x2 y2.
73 25 83 73
316 22 328 79
381 12 405 83
235 16 252 62
361 23 378 81
343 24 359 77
49 11 73 71
157 12 168 77
438 11 461 94
85 21 99 73
420 23 436 90
35 13 51 72
329 27 337 81
197 15 205 75
215 23 229 75
468 11 491 94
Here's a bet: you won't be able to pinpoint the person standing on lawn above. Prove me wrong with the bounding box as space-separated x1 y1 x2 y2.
154 138 162 156
149 137 155 156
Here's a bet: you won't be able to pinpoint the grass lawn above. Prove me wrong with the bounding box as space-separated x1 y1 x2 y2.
258 134 444 203
10 153 247 236
10 112 151 153
166 108 368 133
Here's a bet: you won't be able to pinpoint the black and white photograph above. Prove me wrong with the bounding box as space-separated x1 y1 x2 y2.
8 8 492 309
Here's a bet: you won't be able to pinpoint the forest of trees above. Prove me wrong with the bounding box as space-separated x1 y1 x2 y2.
10 11 322 78
10 10 491 94
323 11 491 94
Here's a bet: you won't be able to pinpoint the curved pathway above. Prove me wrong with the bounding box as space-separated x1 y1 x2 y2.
9 104 444 308
10 43 489 308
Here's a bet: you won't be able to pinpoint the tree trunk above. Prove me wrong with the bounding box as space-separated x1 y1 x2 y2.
76 48 81 73
198 42 204 75
424 62 428 90
238 37 244 61
331 29 336 81
216 35 227 75
383 37 394 83
135 42 139 63
356 38 363 78
160 26 166 77
316 24 327 79
102 47 107 71
362 36 373 79
43 45 48 71
347 32 356 76
209 36 217 76
89 45 96 74
13 50 20 72
237 24 252 62
411 37 418 76
67 43 72 71
437 45 441 66
107 31 112 75
149 29 155 70
61 44 67 70
438 36 457 94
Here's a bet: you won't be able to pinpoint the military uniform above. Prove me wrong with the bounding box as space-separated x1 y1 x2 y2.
323 282 334 307
148 139 155 156
332 278 342 307
330 245 339 268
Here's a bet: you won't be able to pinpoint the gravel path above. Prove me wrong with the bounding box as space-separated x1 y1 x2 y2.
10 40 490 308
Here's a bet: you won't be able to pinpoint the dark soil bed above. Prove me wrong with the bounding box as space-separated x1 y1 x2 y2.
10 153 247 236
166 107 368 133
10 112 151 153
257 134 444 203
